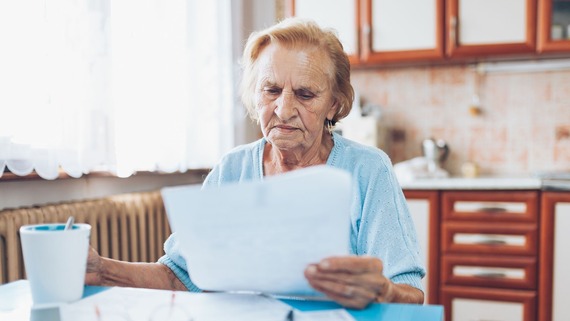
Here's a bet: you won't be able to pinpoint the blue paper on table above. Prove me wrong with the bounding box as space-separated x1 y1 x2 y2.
161 165 352 297
283 299 444 321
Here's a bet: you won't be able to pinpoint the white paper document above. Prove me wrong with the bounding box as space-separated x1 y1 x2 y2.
60 287 293 321
59 287 357 321
161 165 353 296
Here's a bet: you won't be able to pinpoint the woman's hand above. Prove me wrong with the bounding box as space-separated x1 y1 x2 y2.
84 246 187 290
305 256 424 309
304 256 393 309
85 246 103 285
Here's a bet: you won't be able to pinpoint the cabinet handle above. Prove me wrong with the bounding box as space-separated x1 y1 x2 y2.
474 238 507 245
454 234 526 246
450 16 458 47
472 272 507 279
454 201 527 214
476 206 508 213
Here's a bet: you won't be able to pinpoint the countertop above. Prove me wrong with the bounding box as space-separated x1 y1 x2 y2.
399 176 570 191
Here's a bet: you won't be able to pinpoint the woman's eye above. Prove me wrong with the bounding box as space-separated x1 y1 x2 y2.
264 88 281 95
296 91 314 100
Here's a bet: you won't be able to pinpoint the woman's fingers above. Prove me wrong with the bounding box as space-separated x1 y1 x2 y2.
304 256 397 308
317 256 383 274
85 247 102 285
306 277 377 309
305 265 383 293
86 247 101 272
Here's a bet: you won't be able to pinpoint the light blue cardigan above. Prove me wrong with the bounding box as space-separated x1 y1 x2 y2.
159 133 426 293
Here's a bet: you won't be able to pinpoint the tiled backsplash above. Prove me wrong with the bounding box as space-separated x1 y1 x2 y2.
351 64 570 176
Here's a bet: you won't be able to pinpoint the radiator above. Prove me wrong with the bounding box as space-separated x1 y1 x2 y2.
0 190 171 284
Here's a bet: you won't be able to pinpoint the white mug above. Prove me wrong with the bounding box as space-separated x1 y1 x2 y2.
20 223 91 305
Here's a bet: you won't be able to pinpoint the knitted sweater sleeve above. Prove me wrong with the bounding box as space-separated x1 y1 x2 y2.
354 151 426 291
331 135 425 292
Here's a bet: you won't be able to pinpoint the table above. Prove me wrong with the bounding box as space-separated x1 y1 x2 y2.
0 280 443 321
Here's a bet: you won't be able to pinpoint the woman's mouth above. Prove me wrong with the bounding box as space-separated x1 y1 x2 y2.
274 125 297 131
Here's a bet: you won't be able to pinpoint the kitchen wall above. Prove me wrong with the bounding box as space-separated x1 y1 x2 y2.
351 61 570 176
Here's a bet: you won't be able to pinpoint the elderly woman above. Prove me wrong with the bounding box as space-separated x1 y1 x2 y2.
87 18 425 309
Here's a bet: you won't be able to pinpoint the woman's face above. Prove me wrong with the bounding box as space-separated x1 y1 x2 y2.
254 42 337 153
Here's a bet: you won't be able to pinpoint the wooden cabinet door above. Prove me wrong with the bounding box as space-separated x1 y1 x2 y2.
539 192 570 321
537 0 570 52
287 0 361 64
442 286 536 321
362 0 444 63
446 0 537 58
404 190 440 304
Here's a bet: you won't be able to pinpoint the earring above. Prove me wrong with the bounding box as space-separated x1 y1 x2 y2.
325 119 334 135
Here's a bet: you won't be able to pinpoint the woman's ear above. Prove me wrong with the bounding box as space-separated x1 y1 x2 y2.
326 100 339 121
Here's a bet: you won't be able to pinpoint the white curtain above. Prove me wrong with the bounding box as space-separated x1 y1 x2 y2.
0 0 234 179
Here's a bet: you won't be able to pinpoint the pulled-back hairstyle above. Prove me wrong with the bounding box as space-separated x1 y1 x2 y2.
240 17 354 125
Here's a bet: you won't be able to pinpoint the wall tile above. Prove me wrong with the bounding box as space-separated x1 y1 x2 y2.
351 66 570 176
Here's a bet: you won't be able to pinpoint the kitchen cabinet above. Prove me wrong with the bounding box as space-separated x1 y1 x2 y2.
288 0 570 65
538 192 570 321
538 0 570 52
287 0 444 64
286 0 360 64
445 0 537 58
399 178 570 320
441 286 536 321
440 190 539 321
361 0 444 63
403 190 440 304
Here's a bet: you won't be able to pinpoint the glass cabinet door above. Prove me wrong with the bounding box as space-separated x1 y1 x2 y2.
288 0 444 65
538 0 570 52
551 0 570 40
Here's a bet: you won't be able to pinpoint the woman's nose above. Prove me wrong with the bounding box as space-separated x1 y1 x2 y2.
275 92 297 120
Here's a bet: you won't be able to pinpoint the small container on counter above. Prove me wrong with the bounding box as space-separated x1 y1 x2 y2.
461 161 479 178
552 24 564 40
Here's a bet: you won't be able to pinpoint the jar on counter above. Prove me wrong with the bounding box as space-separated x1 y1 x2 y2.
552 24 563 40
461 162 479 178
